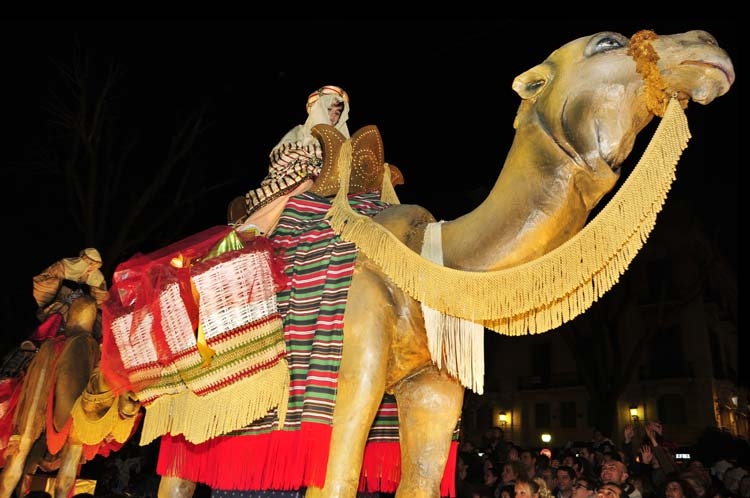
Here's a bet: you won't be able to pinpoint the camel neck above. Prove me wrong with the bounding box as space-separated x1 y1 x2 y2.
441 123 590 271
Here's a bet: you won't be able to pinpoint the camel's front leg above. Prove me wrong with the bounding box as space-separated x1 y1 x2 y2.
52 442 83 498
0 360 51 498
0 432 35 498
305 265 392 498
158 476 196 498
393 366 464 498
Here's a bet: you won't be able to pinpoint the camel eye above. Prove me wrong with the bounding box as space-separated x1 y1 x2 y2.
596 37 624 51
586 33 628 56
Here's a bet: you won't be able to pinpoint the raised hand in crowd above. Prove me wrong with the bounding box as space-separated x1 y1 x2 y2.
640 445 654 466
624 425 635 445
644 422 663 446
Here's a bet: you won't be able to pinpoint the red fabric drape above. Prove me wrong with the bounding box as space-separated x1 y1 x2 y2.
100 225 233 396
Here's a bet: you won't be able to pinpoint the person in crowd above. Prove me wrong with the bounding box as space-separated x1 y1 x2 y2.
500 484 516 498
664 473 700 498
644 422 677 476
538 453 552 472
686 461 712 493
592 429 616 454
738 475 750 498
596 482 626 498
502 461 527 487
562 454 577 469
480 466 503 498
485 426 512 463
457 451 484 498
574 456 594 480
681 470 710 498
540 467 556 494
630 474 657 498
721 467 748 496
508 445 521 462
572 477 599 498
554 466 577 498
642 444 670 496
581 445 600 473
522 449 539 479
601 460 642 498
515 475 552 498
710 461 733 485
461 439 480 454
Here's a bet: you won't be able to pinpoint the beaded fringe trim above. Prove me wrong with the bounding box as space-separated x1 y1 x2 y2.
325 99 690 340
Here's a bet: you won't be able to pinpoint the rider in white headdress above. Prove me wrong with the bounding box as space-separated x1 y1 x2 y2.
237 85 350 234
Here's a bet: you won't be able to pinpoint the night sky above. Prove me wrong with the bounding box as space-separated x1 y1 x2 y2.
0 19 741 362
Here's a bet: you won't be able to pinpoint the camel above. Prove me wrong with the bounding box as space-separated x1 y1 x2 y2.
10 28 723 498
151 28 734 498
0 296 141 498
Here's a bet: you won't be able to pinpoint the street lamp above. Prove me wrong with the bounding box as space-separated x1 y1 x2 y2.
499 412 508 429
541 433 552 443
629 404 639 424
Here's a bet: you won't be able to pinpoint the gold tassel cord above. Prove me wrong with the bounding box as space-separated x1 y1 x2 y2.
325 98 690 336
380 164 401 205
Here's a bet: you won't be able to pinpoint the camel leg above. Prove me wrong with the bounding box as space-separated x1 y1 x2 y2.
306 267 391 498
158 476 196 498
53 442 82 498
392 366 464 498
0 433 35 498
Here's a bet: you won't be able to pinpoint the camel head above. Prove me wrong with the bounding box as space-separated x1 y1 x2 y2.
64 295 98 336
511 29 734 211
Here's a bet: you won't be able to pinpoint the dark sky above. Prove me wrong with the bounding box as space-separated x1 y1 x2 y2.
0 18 741 354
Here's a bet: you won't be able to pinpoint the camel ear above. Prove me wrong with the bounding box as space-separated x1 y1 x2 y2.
512 63 551 100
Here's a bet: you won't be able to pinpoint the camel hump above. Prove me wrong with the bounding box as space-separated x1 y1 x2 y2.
310 124 387 197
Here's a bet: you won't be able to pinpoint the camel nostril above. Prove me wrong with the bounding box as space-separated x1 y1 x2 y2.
697 31 718 46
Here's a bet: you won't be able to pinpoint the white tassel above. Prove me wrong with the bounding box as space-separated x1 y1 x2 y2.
420 222 485 394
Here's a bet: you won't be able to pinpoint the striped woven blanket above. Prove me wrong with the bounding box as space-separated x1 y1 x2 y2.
157 192 458 496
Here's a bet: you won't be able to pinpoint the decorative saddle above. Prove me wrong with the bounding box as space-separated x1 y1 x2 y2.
227 125 403 225
309 124 404 196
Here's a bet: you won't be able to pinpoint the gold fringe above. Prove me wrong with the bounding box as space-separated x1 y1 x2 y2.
138 359 290 445
325 98 690 336
421 222 485 394
70 392 138 446
380 164 401 205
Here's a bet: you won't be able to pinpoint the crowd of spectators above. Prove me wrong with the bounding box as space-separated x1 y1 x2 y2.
456 423 749 498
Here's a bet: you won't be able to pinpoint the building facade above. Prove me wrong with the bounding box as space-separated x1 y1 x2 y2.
461 206 743 450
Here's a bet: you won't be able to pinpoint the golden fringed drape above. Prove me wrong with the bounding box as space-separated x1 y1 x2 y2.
139 361 289 445
325 98 690 336
70 390 138 446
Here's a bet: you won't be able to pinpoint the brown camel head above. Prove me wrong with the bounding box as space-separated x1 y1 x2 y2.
511 30 734 210
64 295 97 336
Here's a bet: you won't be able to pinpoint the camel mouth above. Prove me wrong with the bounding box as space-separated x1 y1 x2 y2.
680 59 735 86
595 123 623 174
607 157 621 173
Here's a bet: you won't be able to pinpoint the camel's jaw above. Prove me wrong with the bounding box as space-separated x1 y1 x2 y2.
663 58 735 105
